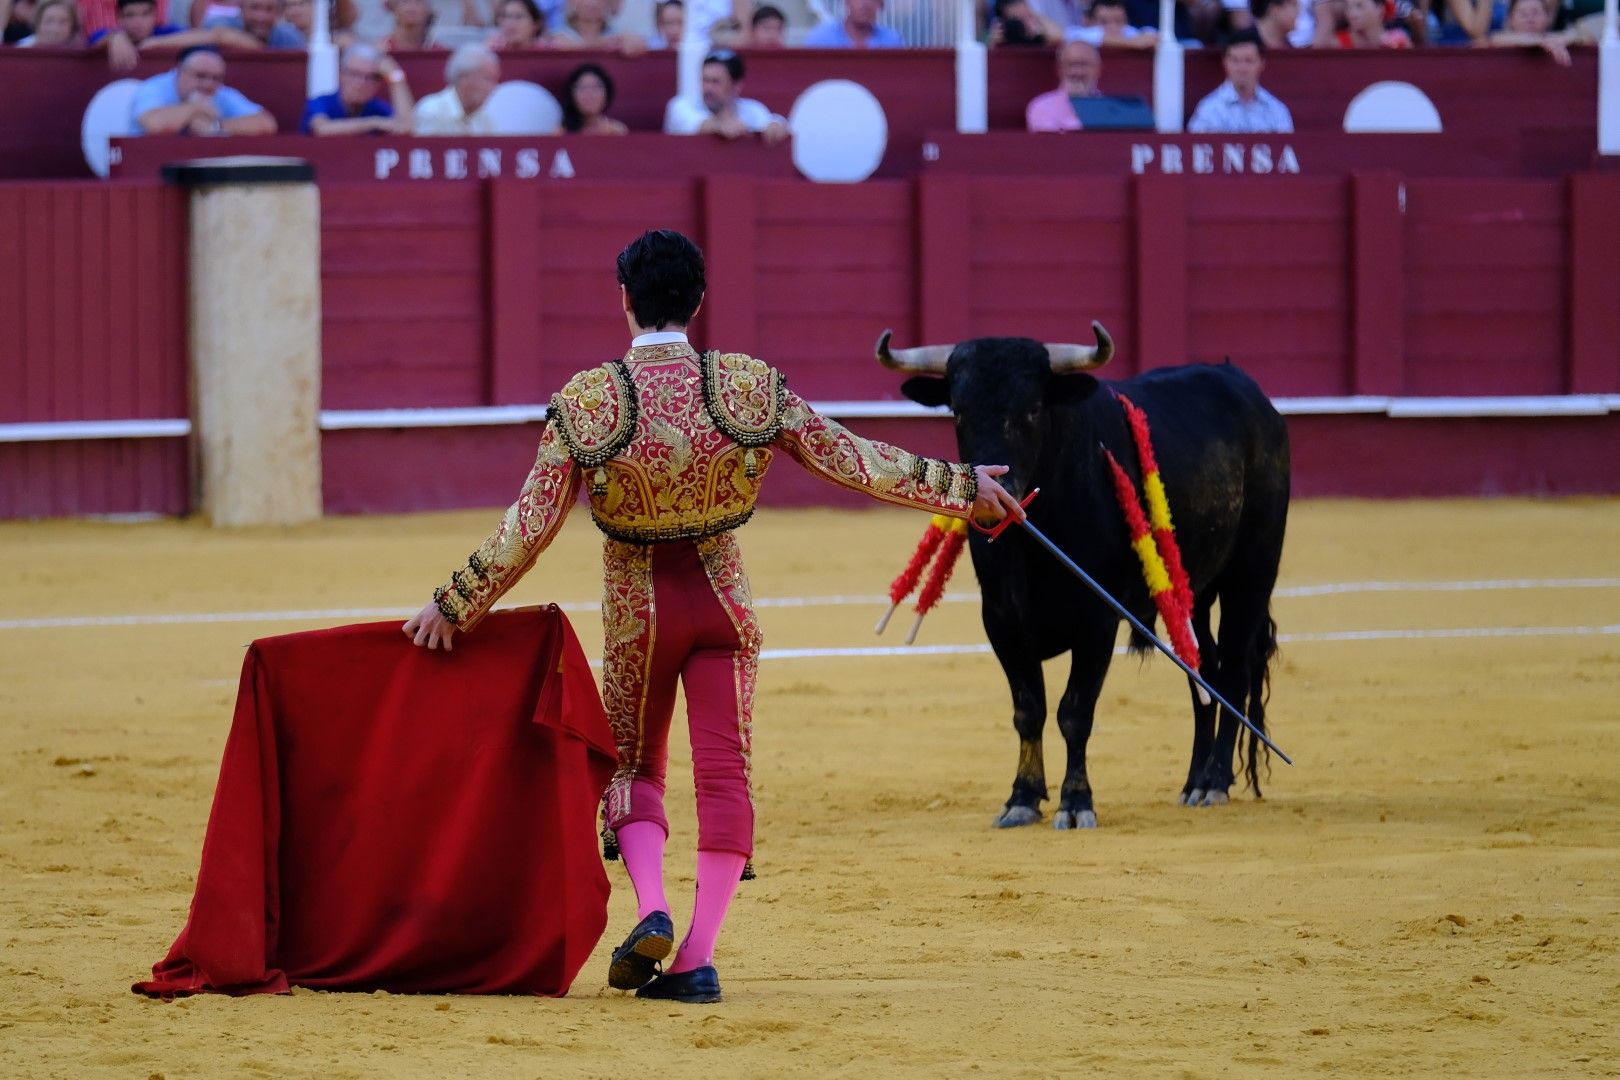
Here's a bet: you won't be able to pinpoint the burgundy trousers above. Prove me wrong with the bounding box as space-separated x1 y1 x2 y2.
600 534 761 856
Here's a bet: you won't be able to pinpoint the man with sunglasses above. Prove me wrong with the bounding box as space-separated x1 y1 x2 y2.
301 43 416 135
663 50 788 145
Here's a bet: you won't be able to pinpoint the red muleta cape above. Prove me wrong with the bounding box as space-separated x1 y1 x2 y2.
134 607 615 998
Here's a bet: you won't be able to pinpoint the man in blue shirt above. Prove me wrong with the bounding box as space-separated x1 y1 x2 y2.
803 0 905 46
203 0 306 48
130 45 277 136
302 44 417 135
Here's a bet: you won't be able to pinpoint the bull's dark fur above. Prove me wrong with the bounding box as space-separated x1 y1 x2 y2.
901 338 1290 823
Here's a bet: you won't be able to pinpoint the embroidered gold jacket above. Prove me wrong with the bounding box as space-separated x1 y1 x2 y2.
434 342 979 630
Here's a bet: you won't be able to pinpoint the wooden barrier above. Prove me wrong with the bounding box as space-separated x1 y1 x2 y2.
2 171 1617 517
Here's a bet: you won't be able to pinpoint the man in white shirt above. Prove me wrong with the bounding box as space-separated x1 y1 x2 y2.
1186 31 1293 134
663 50 789 144
414 43 500 136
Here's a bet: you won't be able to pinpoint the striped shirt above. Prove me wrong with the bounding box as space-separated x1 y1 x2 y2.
1186 81 1295 135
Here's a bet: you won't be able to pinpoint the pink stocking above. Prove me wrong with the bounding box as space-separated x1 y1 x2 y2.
616 820 670 921
668 850 746 974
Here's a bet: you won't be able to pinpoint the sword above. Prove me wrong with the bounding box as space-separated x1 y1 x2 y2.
973 489 1294 767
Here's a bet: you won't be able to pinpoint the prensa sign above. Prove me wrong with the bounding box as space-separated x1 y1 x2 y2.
1130 142 1302 175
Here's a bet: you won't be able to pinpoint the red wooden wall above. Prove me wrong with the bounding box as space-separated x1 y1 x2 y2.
3 172 1618 517
0 182 189 517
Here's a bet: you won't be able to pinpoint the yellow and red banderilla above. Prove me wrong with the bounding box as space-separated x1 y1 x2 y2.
874 514 969 644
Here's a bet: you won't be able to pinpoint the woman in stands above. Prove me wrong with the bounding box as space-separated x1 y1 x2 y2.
562 61 628 133
1485 0 1574 62
552 0 642 52
488 0 554 48
17 0 82 44
378 0 442 50
1335 0 1412 44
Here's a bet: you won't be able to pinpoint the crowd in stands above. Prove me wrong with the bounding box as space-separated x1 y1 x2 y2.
0 0 1601 140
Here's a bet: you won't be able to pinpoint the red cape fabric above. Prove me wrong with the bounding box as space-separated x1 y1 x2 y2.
133 607 615 998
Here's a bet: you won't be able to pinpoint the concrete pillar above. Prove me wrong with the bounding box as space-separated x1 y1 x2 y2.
165 157 322 527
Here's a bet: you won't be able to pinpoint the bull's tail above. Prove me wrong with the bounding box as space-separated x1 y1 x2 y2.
1237 614 1280 797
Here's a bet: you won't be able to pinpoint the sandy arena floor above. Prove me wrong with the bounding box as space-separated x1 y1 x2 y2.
1 499 1617 1078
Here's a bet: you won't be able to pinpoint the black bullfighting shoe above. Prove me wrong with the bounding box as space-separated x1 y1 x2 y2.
607 911 675 990
635 965 722 1004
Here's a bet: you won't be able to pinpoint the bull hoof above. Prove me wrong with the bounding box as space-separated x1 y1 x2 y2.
1053 809 1098 830
1180 789 1202 807
993 805 1042 829
1198 790 1230 807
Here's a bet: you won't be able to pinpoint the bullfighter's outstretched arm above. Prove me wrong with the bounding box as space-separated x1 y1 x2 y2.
774 388 980 517
431 421 582 632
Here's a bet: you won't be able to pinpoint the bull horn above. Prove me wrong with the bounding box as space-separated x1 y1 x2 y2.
875 329 953 374
1045 321 1115 373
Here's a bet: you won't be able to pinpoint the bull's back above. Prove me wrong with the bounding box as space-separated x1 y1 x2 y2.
1098 362 1289 587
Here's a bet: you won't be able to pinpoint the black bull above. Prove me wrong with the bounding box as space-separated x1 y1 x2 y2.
879 327 1291 829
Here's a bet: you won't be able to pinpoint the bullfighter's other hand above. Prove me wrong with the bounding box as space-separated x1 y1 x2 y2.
403 602 457 651
972 464 1026 524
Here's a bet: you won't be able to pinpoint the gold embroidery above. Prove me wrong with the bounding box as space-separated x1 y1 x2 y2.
776 388 978 516
701 350 786 446
551 361 638 467
433 421 581 630
601 539 655 825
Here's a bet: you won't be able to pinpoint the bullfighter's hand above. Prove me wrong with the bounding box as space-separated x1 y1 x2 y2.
403 602 457 651
972 464 1026 524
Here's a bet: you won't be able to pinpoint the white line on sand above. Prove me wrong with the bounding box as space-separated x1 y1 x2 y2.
2 578 1616 632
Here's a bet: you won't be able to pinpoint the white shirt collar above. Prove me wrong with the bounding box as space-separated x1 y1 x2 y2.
631 330 689 347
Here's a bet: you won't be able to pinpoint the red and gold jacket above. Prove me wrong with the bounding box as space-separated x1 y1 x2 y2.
434 341 978 629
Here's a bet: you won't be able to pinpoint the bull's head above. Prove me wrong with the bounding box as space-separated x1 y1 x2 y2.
874 322 1115 499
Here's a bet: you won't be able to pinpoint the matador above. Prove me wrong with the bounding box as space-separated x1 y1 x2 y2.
404 230 1022 1004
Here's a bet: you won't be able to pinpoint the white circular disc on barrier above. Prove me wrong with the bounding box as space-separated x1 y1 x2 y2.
82 79 143 179
789 79 888 184
484 80 563 136
1343 81 1442 134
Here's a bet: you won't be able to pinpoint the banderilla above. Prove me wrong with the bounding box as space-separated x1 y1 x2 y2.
975 490 1294 766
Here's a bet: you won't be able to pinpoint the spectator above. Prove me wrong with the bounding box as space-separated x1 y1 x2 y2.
4 0 39 44
379 0 442 50
464 0 585 38
1019 0 1087 31
17 0 81 44
562 60 627 132
1486 0 1574 62
489 0 552 48
1335 0 1410 45
130 44 276 135
647 0 681 46
1186 31 1293 132
1025 38 1100 132
1434 0 1503 42
803 0 904 46
92 0 252 72
281 0 360 44
664 49 788 143
987 0 1063 44
1249 0 1299 46
414 42 500 134
748 2 786 45
203 0 306 47
552 0 642 51
302 44 415 133
1067 0 1158 45
71 0 176 38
